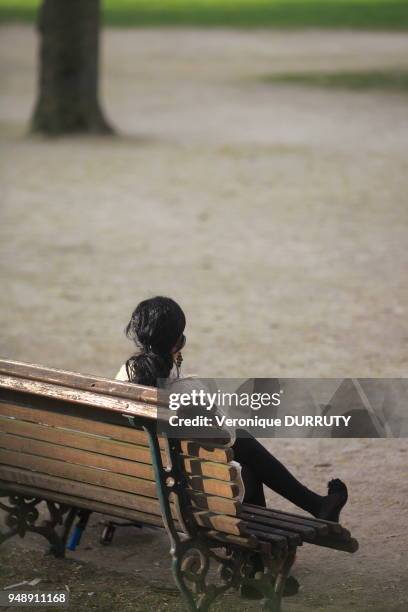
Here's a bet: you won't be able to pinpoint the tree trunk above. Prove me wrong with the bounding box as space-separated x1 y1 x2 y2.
31 0 113 135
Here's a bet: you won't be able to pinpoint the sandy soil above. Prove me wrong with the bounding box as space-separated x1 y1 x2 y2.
0 25 408 612
1 26 408 378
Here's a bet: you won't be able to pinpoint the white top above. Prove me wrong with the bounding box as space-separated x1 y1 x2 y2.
115 363 245 502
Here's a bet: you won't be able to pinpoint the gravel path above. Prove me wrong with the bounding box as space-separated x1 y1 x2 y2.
0 25 407 611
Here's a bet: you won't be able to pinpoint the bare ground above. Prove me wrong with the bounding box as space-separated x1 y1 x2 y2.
0 25 408 612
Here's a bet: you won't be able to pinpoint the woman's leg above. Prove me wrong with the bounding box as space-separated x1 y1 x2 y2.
240 464 266 507
233 430 347 520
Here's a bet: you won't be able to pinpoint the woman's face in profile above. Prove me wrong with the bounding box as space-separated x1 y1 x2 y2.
172 333 186 354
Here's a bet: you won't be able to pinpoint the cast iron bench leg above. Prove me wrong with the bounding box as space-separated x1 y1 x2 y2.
0 495 74 559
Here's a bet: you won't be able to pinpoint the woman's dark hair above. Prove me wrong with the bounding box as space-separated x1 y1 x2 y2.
125 296 186 388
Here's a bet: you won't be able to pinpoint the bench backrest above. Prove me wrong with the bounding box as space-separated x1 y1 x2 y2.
0 360 246 542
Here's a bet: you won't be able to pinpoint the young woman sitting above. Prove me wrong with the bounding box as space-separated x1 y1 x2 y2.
116 296 349 598
116 295 348 523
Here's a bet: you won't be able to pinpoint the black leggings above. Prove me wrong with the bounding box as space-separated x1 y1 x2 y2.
232 431 323 516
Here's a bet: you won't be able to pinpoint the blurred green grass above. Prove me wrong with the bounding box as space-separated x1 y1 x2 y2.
0 0 408 30
264 69 408 91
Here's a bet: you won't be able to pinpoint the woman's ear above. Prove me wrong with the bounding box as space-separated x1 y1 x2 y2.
174 351 183 369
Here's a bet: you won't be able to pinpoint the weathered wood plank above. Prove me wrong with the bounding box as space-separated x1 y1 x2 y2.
0 359 168 407
0 417 162 464
0 480 167 528
0 447 238 500
311 535 359 553
192 511 246 536
244 502 343 535
244 525 289 550
0 403 156 446
0 375 168 422
0 449 158 497
0 465 163 516
183 457 237 481
244 519 302 546
188 476 239 499
0 468 245 539
0 422 234 490
181 441 233 463
241 504 329 536
240 510 317 540
0 432 155 480
188 491 240 516
205 530 258 549
0 406 234 463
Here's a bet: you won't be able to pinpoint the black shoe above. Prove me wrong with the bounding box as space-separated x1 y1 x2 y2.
318 478 348 522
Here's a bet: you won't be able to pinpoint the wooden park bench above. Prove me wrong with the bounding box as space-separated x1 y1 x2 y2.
0 359 358 612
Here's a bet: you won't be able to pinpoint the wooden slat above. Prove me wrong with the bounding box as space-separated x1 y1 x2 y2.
0 479 252 546
192 510 246 536
0 358 169 407
0 432 155 480
188 476 238 499
0 403 156 446
181 441 233 463
183 457 237 481
0 449 157 497
0 470 245 539
245 525 289 550
244 503 343 535
0 480 166 528
0 417 162 464
188 491 240 516
267 505 344 534
0 465 162 516
0 408 233 472
206 530 258 549
0 430 239 492
1 477 356 552
241 504 329 536
0 407 234 469
240 510 317 540
0 447 237 500
0 423 233 490
312 535 359 553
244 520 301 546
0 375 167 422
